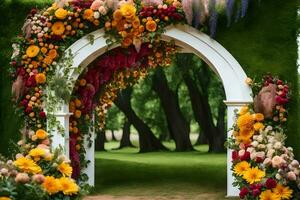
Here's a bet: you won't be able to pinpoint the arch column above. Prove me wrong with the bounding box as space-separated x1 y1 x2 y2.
50 104 72 157
224 101 252 197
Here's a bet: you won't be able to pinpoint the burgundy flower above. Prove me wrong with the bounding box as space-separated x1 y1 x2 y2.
25 75 36 87
39 111 46 119
265 178 277 189
239 187 249 199
240 151 250 161
275 96 288 104
232 150 239 161
25 106 33 114
252 189 261 197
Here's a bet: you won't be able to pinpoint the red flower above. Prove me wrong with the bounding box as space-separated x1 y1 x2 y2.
25 75 36 87
232 151 239 161
252 189 261 197
240 151 250 161
25 106 33 114
39 111 46 118
265 178 277 189
239 187 249 199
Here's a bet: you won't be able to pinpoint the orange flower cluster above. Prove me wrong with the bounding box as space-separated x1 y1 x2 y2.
96 68 148 128
147 42 177 68
107 3 144 47
69 99 82 136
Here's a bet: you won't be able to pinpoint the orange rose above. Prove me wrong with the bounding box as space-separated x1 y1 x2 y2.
26 45 40 58
146 20 157 32
74 110 81 118
35 73 46 84
51 21 65 35
120 3 136 19
74 99 81 108
79 79 86 86
113 10 123 21
48 49 58 59
43 56 53 65
35 129 48 140
132 17 140 29
83 9 94 21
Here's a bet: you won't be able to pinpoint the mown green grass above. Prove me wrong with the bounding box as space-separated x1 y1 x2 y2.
92 145 231 199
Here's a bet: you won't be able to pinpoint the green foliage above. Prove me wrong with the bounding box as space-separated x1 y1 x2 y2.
105 104 125 131
216 0 300 157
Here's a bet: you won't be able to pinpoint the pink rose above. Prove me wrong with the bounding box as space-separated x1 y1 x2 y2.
272 156 284 168
15 173 30 183
91 0 102 10
263 158 272 166
287 171 297 181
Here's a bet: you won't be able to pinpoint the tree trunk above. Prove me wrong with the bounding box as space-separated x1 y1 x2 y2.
95 129 106 151
176 54 225 152
152 68 193 151
119 119 134 148
195 129 207 145
114 87 167 152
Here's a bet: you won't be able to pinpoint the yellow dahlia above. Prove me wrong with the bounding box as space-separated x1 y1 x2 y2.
57 162 73 177
237 112 255 131
14 157 42 174
236 129 254 144
243 167 265 184
120 3 136 19
51 21 65 35
234 161 251 176
42 176 61 195
26 45 40 58
254 122 265 131
83 9 94 21
273 184 293 199
59 177 79 195
35 129 48 140
259 190 280 200
239 106 249 115
113 10 123 21
254 113 264 121
55 8 68 20
29 148 46 161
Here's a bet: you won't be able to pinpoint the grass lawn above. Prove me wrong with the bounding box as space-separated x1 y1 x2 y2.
91 144 236 200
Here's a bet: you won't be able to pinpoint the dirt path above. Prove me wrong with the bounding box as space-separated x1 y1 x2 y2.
84 193 231 200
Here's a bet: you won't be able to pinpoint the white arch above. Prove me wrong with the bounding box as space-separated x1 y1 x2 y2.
51 24 252 197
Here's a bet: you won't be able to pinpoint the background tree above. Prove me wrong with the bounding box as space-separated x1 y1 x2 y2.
114 87 167 152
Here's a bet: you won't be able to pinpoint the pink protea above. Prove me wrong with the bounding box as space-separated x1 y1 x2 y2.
182 0 193 25
141 0 163 6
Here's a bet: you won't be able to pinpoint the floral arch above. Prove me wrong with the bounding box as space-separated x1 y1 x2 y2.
10 0 297 199
52 25 252 197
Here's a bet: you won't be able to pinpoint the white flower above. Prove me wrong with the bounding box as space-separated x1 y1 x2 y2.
98 6 108 15
94 11 100 19
275 173 282 180
251 141 258 147
274 142 282 150
257 144 266 150
263 158 272 166
266 144 273 150
291 160 300 168
267 149 275 158
256 135 263 143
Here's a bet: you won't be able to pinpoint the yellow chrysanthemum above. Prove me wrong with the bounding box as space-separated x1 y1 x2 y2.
243 167 265 184
59 177 79 195
29 148 46 161
254 122 265 131
236 129 254 144
234 161 251 176
55 8 68 19
259 190 280 200
42 176 61 195
57 162 73 177
14 157 42 174
120 3 136 19
26 45 40 58
0 197 12 200
35 73 46 84
254 113 264 122
237 113 255 131
51 21 65 35
35 129 48 140
273 184 293 199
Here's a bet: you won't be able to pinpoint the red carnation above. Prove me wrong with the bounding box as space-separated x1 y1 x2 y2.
240 151 250 161
265 178 277 189
252 189 261 197
239 187 249 199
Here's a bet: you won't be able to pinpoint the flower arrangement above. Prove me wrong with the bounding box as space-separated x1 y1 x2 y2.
228 76 300 199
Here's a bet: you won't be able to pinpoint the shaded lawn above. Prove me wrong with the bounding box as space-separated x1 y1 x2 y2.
92 145 234 199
